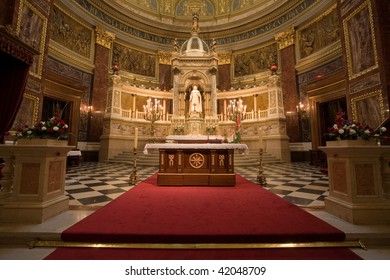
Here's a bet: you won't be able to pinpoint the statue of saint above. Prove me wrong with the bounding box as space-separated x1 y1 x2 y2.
189 85 202 113
192 13 200 34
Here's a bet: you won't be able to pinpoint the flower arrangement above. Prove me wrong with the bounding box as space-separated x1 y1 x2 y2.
206 125 217 134
325 110 386 141
14 114 69 141
173 125 185 135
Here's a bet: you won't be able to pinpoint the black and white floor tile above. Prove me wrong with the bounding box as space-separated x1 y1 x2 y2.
65 161 328 209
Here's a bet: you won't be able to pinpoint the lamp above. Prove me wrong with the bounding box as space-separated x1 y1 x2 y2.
271 64 278 75
112 63 119 75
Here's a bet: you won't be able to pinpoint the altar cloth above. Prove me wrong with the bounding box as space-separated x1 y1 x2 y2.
143 143 249 155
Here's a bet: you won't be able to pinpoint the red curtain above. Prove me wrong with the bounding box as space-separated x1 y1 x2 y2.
0 52 30 144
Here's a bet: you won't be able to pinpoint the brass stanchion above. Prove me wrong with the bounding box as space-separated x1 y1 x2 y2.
129 148 140 185
257 147 267 186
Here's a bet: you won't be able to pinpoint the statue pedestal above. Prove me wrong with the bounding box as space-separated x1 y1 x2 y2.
186 114 204 135
0 143 73 223
319 143 390 224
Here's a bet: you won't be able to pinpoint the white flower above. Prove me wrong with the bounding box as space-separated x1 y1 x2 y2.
40 121 45 125
64 124 68 129
380 127 387 133
333 124 338 129
338 129 345 134
349 129 356 135
53 126 59 131
41 126 47 131
351 124 356 128
27 130 32 135
364 129 370 135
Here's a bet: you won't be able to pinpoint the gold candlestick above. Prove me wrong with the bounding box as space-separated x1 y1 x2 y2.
129 148 140 185
256 147 267 186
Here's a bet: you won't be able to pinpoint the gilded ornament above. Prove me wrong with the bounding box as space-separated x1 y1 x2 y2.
95 26 115 49
274 26 295 50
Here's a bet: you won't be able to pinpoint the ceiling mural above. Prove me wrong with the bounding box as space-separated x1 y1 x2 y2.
115 0 277 17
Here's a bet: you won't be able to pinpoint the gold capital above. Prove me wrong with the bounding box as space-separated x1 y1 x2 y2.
274 26 295 50
95 26 115 49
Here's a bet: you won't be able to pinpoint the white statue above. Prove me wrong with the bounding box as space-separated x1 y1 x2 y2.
189 85 202 113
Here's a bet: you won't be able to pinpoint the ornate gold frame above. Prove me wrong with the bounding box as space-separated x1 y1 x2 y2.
351 90 384 126
343 0 378 80
16 0 48 79
10 93 40 132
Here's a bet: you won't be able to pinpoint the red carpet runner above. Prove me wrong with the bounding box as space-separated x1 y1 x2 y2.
46 174 361 259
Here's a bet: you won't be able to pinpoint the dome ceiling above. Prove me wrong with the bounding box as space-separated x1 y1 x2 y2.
105 0 290 31
65 0 325 50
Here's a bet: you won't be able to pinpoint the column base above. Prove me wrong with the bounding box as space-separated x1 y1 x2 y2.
0 195 69 223
325 196 390 225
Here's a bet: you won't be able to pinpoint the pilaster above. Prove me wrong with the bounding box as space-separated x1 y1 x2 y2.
275 27 300 142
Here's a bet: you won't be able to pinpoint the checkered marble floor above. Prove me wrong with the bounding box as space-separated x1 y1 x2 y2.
65 161 328 209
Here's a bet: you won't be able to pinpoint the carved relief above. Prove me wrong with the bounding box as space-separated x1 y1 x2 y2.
51 5 92 58
233 44 277 77
299 6 339 58
112 43 156 77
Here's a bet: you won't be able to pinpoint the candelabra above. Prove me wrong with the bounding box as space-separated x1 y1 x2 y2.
143 98 162 140
227 98 247 123
227 98 246 143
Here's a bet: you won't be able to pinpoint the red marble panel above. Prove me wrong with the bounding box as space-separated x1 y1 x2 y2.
48 161 62 192
332 161 347 194
159 64 172 91
218 64 231 91
280 45 300 142
355 163 376 196
89 44 110 142
20 163 40 194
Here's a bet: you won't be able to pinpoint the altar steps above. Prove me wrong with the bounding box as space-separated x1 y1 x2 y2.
107 149 282 167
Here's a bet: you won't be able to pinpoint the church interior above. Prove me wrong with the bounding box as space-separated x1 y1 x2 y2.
1 0 390 260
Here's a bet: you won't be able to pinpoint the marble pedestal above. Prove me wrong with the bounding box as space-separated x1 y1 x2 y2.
320 142 390 224
0 142 73 223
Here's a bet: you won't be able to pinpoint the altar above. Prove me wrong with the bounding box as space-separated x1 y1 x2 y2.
144 143 248 186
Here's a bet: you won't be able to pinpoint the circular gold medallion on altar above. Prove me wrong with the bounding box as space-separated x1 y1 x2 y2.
189 153 205 168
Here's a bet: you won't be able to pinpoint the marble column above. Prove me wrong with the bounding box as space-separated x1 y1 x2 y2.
209 67 218 117
172 68 181 117
89 26 115 142
275 27 300 142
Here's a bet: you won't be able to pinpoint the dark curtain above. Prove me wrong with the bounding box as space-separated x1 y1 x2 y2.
0 52 30 144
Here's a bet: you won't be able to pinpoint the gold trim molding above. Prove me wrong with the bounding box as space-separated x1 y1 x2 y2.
30 239 365 250
274 26 295 50
95 26 116 49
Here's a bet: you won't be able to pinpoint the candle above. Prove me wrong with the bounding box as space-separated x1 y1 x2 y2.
259 128 263 149
134 127 138 150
